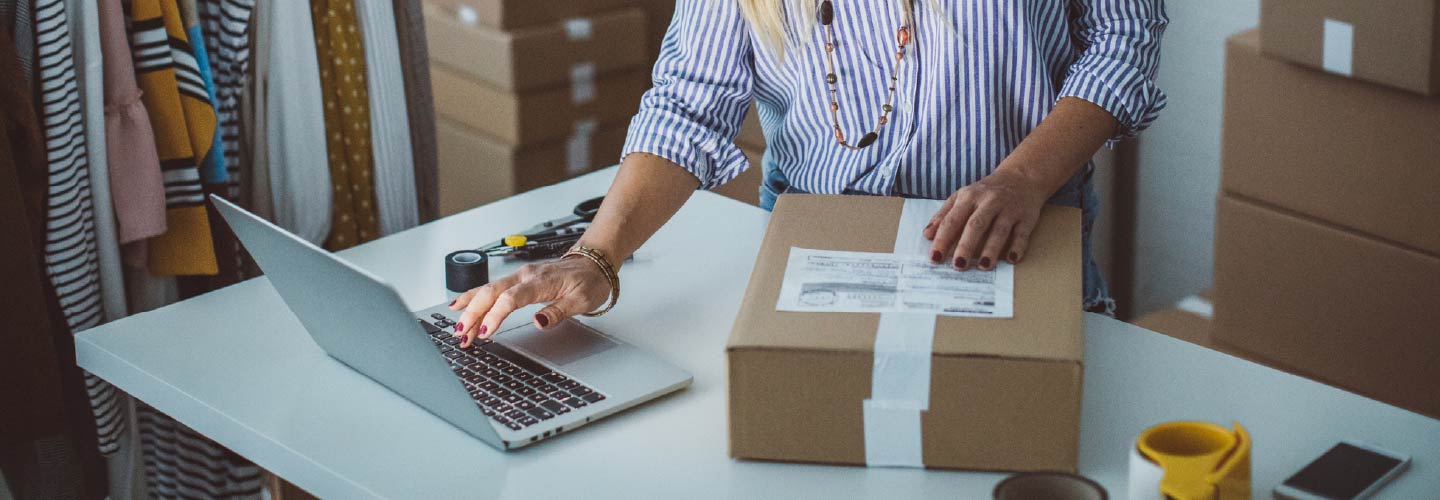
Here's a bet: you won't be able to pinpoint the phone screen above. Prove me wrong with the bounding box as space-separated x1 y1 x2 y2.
1283 443 1403 499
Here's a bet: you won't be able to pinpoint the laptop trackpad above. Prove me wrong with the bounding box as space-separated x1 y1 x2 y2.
502 321 618 367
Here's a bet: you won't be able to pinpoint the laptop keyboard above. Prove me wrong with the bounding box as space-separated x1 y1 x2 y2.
418 316 606 431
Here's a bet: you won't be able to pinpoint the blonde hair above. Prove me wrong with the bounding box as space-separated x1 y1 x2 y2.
736 0 925 59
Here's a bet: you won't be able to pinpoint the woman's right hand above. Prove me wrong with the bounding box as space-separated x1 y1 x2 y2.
449 257 612 348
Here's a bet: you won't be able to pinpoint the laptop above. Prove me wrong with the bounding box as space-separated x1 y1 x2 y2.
210 195 693 450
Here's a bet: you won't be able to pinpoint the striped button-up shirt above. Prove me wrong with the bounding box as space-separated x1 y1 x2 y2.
621 0 1167 198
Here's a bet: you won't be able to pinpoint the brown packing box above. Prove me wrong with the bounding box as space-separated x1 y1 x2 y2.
1213 194 1440 419
1222 29 1440 255
1259 0 1440 95
431 64 647 146
728 195 1083 471
1133 307 1213 349
435 118 625 216
424 3 649 92
422 0 640 30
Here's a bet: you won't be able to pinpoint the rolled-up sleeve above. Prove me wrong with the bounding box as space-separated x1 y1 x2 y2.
621 0 754 190
1057 0 1168 139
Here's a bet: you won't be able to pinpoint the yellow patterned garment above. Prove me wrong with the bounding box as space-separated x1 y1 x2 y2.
311 0 380 250
129 0 219 275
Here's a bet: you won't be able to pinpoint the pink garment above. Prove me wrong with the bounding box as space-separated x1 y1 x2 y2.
99 0 167 244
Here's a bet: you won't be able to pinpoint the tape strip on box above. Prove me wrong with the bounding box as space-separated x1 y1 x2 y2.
862 198 945 468
1322 18 1354 76
565 119 598 176
570 62 596 104
563 18 593 40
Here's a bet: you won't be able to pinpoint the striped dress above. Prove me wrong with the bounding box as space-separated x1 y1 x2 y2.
33 0 127 455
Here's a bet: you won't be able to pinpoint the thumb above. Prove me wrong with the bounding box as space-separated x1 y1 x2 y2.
532 290 599 330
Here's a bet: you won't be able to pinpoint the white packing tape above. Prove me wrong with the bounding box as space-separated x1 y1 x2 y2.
565 119 598 176
563 17 593 41
862 198 946 468
456 5 478 26
1322 18 1354 76
1174 295 1214 319
570 62 597 105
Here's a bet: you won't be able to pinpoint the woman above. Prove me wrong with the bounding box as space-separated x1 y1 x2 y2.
450 0 1166 346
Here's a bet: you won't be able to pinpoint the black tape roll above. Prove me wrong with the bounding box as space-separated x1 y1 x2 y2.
445 250 490 293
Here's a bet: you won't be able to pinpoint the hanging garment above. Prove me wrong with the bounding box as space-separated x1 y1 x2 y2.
390 0 438 224
0 0 34 84
262 0 332 245
134 403 263 499
356 0 419 235
129 0 220 276
34 0 129 457
197 0 255 197
4 12 110 499
178 0 226 185
99 0 167 245
311 0 381 250
74 0 128 325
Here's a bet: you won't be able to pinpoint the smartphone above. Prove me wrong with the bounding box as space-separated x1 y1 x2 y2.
1275 441 1410 500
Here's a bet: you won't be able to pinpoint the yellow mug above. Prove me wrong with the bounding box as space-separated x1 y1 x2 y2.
1136 421 1251 500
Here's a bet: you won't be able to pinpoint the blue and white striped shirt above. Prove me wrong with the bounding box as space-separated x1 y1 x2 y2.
621 0 1167 198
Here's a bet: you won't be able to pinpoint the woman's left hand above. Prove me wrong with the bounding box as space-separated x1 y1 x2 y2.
923 168 1052 271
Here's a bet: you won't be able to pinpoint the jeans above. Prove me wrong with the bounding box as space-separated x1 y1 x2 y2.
757 160 1114 315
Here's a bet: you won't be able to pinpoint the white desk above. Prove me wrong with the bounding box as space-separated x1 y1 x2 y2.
77 168 1440 499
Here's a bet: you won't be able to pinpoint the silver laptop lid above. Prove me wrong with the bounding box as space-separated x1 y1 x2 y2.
209 195 502 447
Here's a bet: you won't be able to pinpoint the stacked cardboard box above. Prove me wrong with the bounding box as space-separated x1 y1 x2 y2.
425 0 653 215
1214 23 1440 419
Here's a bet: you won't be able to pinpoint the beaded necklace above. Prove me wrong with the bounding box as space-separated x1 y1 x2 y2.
817 0 911 150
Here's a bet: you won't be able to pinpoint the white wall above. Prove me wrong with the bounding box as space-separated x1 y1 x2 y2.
1130 0 1259 314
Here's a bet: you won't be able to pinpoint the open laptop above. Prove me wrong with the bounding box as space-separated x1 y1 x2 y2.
209 195 692 450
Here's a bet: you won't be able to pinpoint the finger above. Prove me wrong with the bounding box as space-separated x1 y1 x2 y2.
929 194 975 264
1007 221 1035 264
978 217 1015 271
533 291 595 330
923 192 959 243
448 287 479 310
476 282 544 342
953 202 1001 271
455 274 519 344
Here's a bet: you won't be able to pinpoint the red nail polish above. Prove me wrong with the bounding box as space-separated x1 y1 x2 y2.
535 313 550 328
455 322 464 332
449 300 456 307
980 257 992 269
478 325 488 337
955 257 967 269
1008 252 1018 263
930 250 942 263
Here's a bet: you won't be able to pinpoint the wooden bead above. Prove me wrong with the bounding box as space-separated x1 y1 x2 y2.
856 132 878 148
878 116 888 125
834 127 845 143
897 27 910 46
817 0 834 25
896 51 904 60
825 43 834 52
830 102 839 111
883 104 893 112
826 73 837 84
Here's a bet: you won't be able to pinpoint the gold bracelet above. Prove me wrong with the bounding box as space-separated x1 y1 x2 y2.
562 245 619 317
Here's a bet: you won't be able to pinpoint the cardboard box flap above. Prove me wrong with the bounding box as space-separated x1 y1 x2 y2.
727 194 1082 363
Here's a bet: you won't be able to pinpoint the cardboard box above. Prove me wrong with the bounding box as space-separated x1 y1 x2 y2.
431 64 647 146
1260 0 1440 95
436 118 625 216
424 3 649 92
1222 30 1440 255
1134 307 1213 349
1213 194 1440 419
736 104 765 150
422 0 640 30
727 195 1083 471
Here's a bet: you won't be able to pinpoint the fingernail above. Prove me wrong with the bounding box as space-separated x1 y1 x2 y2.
1007 252 1018 264
930 250 942 263
478 325 488 338
954 257 967 270
980 257 992 269
455 322 464 333
449 300 456 307
535 313 550 328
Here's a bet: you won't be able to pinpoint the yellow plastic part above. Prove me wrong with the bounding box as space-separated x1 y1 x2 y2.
503 235 527 247
1137 421 1252 500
